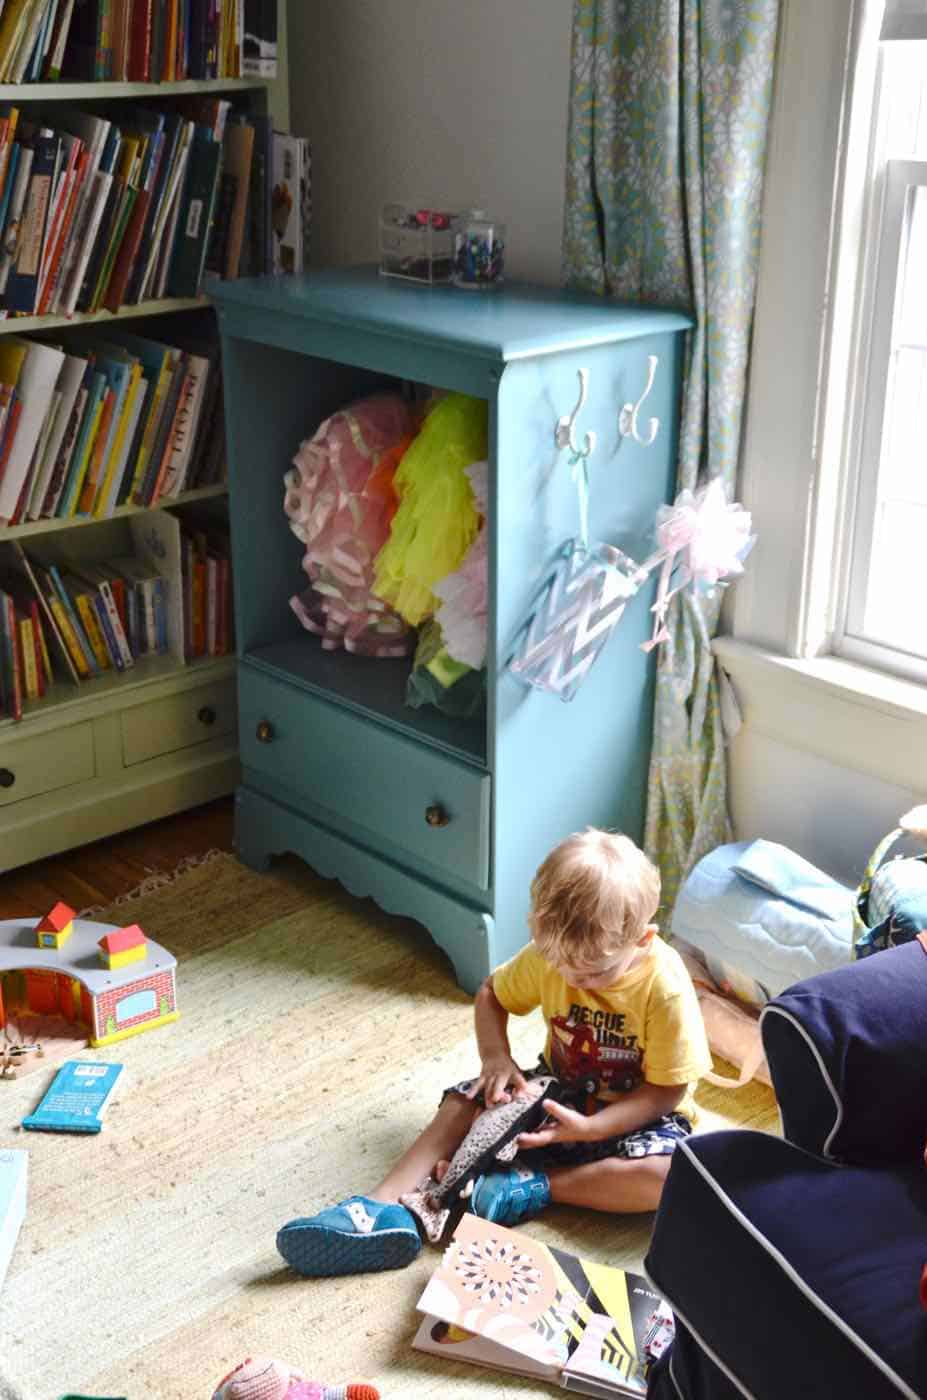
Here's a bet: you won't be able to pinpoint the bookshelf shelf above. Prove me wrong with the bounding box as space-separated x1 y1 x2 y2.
0 649 235 733
0 483 227 541
0 294 208 337
0 78 266 102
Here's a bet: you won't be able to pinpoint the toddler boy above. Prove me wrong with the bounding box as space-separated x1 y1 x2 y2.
277 828 712 1277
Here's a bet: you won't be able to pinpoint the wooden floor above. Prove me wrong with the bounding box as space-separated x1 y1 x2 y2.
0 797 235 918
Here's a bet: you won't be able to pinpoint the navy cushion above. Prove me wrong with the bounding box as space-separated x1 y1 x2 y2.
761 937 927 1165
646 1130 927 1399
647 1321 744 1400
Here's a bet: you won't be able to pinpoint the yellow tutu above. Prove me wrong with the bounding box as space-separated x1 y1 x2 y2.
372 393 488 627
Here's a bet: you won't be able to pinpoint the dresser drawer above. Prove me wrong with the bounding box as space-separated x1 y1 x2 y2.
0 722 95 807
239 667 490 889
122 678 237 767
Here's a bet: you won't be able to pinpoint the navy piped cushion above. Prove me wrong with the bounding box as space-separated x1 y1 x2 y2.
761 937 927 1165
646 1131 927 1399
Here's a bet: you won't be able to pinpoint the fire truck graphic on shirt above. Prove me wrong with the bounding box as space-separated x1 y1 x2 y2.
549 1011 644 1096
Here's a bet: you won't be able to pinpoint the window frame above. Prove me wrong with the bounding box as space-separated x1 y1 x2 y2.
832 52 927 683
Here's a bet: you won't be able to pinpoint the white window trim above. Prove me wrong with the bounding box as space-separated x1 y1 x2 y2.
724 0 927 761
837 139 927 678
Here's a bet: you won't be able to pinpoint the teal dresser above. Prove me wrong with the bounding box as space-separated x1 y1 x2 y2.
211 268 690 993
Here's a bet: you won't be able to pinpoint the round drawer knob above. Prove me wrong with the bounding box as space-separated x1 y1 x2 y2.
425 803 450 828
256 720 275 744
198 705 217 726
0 769 14 789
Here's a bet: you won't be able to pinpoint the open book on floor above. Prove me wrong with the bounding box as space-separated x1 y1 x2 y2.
413 1213 674 1398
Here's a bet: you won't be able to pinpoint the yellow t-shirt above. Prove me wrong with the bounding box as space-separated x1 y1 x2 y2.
491 935 712 1124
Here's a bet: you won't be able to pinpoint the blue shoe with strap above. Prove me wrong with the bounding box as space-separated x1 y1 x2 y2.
468 1162 551 1226
276 1195 421 1276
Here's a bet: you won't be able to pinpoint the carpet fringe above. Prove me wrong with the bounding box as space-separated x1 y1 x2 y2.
78 848 229 918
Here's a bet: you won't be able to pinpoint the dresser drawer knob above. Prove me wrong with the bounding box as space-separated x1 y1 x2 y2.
0 769 13 789
425 803 450 828
198 705 217 726
256 720 275 744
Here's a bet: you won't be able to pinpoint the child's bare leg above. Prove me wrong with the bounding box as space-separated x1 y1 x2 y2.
547 1154 672 1214
372 1093 481 1202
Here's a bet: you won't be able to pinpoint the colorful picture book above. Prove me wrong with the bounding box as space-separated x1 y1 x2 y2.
0 0 277 85
414 1214 675 1398
270 130 310 275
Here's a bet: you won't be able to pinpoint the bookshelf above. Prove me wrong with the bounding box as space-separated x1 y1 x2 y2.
0 18 289 867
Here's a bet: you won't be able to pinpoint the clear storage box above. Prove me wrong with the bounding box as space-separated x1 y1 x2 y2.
379 204 458 283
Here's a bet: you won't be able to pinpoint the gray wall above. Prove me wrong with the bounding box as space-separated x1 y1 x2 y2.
288 0 573 284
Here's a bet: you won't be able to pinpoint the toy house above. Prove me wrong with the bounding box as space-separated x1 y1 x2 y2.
34 902 76 952
0 913 178 1049
98 924 147 971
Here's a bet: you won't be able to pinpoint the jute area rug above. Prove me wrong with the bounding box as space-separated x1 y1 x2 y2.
0 853 777 1400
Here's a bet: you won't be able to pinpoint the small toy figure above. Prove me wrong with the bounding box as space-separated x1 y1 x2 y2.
0 1032 43 1080
210 1357 379 1400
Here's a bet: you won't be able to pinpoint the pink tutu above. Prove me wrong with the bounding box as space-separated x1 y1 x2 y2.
284 395 417 658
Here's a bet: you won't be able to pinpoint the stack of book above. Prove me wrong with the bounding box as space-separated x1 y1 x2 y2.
0 323 226 527
0 0 278 83
0 506 233 718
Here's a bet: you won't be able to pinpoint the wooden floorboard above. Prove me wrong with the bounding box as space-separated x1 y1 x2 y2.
0 798 235 918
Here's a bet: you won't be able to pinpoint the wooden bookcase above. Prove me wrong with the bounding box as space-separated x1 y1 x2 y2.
0 72 285 872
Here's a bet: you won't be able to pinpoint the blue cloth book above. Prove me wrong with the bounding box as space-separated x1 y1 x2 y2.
22 1060 124 1134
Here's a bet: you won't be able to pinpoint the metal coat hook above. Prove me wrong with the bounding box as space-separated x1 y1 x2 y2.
555 368 597 464
619 355 660 447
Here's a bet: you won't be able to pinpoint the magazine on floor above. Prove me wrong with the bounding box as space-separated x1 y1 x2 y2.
413 1213 674 1397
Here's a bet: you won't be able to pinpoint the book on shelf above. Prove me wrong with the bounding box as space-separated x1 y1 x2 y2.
413 1214 675 1399
0 0 276 83
242 0 276 78
270 130 309 276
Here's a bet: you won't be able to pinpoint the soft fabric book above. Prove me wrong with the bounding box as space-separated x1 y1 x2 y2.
22 1060 123 1133
0 1148 27 1291
414 1213 674 1398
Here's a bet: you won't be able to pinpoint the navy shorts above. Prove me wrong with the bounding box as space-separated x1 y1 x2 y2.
442 1062 693 1169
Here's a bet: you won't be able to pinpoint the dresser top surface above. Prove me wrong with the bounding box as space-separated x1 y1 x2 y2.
210 265 693 359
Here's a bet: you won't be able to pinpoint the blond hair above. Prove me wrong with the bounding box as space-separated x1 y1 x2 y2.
529 829 660 964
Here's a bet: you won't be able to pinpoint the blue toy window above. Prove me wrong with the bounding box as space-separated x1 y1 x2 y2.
115 988 157 1024
41 934 54 946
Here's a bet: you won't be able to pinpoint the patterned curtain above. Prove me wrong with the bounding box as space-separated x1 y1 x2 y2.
563 0 780 912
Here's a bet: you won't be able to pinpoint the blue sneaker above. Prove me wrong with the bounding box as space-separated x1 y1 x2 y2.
276 1195 421 1277
468 1163 551 1226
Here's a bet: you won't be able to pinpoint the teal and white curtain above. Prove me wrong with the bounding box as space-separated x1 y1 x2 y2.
563 0 780 911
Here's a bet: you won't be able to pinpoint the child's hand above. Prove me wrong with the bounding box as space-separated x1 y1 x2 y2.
469 1056 529 1106
517 1098 591 1148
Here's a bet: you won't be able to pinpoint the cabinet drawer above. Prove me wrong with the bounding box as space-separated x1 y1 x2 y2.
239 667 490 889
0 722 95 807
122 679 237 767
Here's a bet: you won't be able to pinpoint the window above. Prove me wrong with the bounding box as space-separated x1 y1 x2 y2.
836 37 927 681
115 988 157 1025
